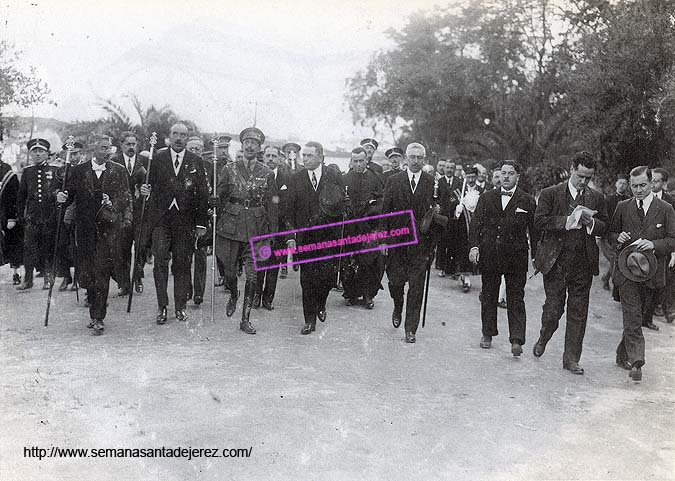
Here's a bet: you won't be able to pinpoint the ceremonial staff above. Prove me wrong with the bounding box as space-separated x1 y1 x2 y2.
421 178 441 328
127 132 157 313
210 136 218 323
335 185 349 289
45 136 75 326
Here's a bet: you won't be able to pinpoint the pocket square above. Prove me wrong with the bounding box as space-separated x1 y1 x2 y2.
280 185 288 190
657 223 663 228
189 169 197 174
515 207 528 213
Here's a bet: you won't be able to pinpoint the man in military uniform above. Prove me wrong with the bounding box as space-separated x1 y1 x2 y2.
57 136 132 335
114 131 147 296
282 142 303 172
382 147 404 183
16 139 60 290
0 144 22 284
214 127 278 334
215 135 232 164
360 138 383 174
140 123 210 324
341 147 385 308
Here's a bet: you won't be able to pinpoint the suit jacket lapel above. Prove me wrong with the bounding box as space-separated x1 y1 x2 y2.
501 188 521 215
642 198 660 232
84 161 96 194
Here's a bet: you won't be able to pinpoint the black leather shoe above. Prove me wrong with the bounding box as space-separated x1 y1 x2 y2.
16 281 33 291
86 319 96 329
279 266 287 279
70 282 78 291
616 354 632 371
317 310 327 323
533 338 547 357
36 271 45 278
629 365 642 381
156 307 168 325
480 335 492 349
117 287 130 297
667 313 675 324
215 276 224 287
653 305 664 317
252 293 261 309
346 298 358 306
175 309 188 322
497 299 507 309
135 280 144 294
262 299 274 310
364 296 374 309
240 321 257 334
42 277 50 290
563 361 584 375
405 331 416 343
12 273 21 285
194 295 203 305
392 309 402 329
301 323 315 335
511 342 523 356
644 321 659 331
226 289 239 317
59 278 72 292
92 319 104 335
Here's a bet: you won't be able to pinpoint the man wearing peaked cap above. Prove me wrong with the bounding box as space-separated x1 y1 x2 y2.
382 147 404 183
609 165 675 382
282 142 302 172
216 134 232 164
213 126 278 335
360 138 383 174
16 138 60 290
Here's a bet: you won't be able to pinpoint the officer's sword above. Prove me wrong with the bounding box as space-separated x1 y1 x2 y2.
45 136 75 327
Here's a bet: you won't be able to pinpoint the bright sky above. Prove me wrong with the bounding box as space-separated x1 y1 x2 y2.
1 0 443 146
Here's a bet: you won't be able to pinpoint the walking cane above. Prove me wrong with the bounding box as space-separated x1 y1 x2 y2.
45 136 75 326
421 179 440 328
335 185 348 289
210 136 218 323
127 132 157 313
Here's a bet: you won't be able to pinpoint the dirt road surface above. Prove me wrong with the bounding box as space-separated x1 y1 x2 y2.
1 258 673 481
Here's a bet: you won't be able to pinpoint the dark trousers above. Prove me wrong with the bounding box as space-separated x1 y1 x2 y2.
437 222 458 274
23 221 55 282
539 260 593 364
256 267 279 303
387 253 427 334
57 223 74 279
616 280 655 367
658 266 675 317
300 262 335 325
481 271 527 344
193 246 207 299
86 284 110 320
215 236 255 282
118 224 145 290
151 212 194 310
342 252 383 300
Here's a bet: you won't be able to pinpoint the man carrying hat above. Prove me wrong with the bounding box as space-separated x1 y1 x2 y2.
609 165 675 381
213 127 278 334
16 138 60 290
140 123 210 325
360 138 383 174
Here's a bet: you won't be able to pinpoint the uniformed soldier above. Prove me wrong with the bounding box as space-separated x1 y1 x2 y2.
215 135 232 164
16 139 60 290
282 142 303 172
360 138 383 174
382 147 404 183
214 127 278 334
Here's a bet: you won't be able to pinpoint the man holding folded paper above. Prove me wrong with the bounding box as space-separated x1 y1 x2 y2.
532 151 608 375
608 165 675 382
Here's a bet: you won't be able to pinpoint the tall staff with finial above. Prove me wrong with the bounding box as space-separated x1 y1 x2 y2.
210 135 219 323
45 136 75 326
127 132 157 313
421 178 441 328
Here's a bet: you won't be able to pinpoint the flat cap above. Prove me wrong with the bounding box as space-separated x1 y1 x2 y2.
385 147 404 159
360 138 379 150
27 138 50 152
239 127 265 145
282 142 301 153
216 134 231 146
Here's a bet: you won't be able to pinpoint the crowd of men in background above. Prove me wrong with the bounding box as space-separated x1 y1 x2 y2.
1 129 674 383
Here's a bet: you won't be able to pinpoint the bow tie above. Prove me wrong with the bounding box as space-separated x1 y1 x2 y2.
91 162 107 172
500 191 513 197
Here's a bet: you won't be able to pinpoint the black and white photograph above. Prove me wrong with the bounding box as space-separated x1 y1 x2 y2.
1 0 674 479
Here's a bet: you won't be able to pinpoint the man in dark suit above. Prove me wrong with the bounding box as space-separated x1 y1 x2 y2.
214 127 278 334
468 160 537 356
600 174 630 290
114 131 147 296
341 147 385 308
650 167 675 325
454 166 484 291
0 152 22 284
608 165 675 381
286 141 345 334
437 160 462 277
140 123 209 324
282 142 303 172
532 151 608 375
16 138 59 291
360 138 383 174
381 142 439 343
253 145 289 311
57 135 133 334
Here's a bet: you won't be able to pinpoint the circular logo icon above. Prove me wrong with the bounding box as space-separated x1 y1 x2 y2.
258 245 272 260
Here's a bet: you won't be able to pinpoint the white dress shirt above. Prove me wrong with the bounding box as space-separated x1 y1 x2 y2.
637 192 654 214
500 186 516 209
307 164 322 190
123 154 136 174
567 179 595 233
171 149 185 176
654 190 663 200
407 169 421 193
91 159 106 179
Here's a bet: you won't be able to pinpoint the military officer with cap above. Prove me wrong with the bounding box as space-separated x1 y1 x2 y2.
282 142 303 172
16 138 60 290
382 147 404 183
213 127 278 334
360 138 383 174
215 134 232 164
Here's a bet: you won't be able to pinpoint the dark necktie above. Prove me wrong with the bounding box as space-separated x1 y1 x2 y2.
311 171 317 190
410 176 416 192
501 191 512 197
127 158 132 175
638 200 645 220
174 154 180 170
